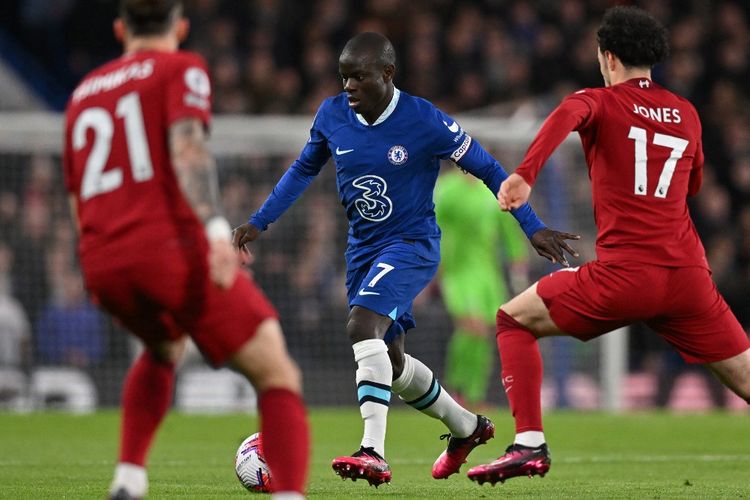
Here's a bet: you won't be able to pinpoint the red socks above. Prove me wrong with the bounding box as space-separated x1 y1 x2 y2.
119 351 175 466
259 388 310 494
496 309 544 433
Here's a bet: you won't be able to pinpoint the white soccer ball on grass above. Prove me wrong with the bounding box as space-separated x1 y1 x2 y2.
235 432 271 493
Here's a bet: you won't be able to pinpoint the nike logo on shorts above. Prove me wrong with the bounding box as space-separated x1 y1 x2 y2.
336 147 354 155
358 288 380 296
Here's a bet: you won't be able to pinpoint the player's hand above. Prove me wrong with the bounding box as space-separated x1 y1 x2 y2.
530 228 581 267
208 239 239 289
232 223 261 267
498 173 531 211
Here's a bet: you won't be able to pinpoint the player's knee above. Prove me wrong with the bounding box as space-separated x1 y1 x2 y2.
738 382 750 404
496 309 527 335
388 349 405 379
255 356 303 394
147 337 187 365
346 315 377 344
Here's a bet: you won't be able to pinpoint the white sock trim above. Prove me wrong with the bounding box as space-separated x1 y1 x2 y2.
271 492 305 500
391 353 415 393
515 431 546 448
110 462 148 497
352 338 388 362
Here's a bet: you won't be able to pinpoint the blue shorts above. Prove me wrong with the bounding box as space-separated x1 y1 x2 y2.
346 239 440 343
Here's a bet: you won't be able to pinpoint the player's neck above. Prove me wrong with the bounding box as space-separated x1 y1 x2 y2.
362 85 395 125
610 68 651 86
124 36 179 55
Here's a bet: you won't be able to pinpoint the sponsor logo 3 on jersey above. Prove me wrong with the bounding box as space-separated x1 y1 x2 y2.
387 145 408 165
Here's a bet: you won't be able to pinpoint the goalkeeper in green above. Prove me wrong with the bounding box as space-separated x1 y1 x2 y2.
435 170 529 408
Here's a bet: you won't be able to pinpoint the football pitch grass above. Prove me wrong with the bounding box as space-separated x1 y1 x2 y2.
1 409 748 499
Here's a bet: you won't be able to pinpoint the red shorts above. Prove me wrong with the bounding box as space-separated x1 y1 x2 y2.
82 235 277 367
537 260 750 364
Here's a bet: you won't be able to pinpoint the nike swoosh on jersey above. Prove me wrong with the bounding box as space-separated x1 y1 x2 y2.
336 147 355 155
442 120 460 133
358 288 380 296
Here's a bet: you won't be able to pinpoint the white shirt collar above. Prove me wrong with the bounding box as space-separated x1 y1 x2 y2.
355 87 400 126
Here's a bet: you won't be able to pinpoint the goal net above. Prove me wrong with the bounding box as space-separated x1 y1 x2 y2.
0 112 626 412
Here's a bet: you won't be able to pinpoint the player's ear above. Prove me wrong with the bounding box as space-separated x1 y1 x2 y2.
113 18 126 43
604 51 617 71
176 18 190 43
383 64 395 83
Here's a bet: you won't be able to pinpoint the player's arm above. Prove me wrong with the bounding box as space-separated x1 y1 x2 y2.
169 117 236 288
431 107 549 238
170 117 222 222
497 212 530 293
232 119 330 251
455 140 579 265
501 94 593 209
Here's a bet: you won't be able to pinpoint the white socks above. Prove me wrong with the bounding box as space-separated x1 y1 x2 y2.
392 354 476 438
272 493 305 500
109 463 147 498
353 339 392 458
515 431 546 447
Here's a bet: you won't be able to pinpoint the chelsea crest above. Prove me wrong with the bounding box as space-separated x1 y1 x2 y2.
387 145 408 165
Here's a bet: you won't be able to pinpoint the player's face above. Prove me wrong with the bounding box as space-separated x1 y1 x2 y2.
339 52 393 121
597 46 612 87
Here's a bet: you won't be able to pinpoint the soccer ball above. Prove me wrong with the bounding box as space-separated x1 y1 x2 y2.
235 432 272 493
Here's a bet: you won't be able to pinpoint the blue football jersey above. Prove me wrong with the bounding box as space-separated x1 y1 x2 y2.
250 89 545 269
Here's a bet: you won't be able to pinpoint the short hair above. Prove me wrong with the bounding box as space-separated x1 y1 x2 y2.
119 0 182 36
341 32 396 67
597 6 669 68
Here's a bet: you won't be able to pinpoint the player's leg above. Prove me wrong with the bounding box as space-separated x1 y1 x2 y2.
185 268 309 499
466 282 559 485
469 263 628 485
649 266 750 406
444 326 472 402
449 317 493 407
706 348 750 403
84 261 188 500
441 274 498 409
110 336 187 500
497 282 561 443
228 318 309 499
385 330 493 479
331 305 394 485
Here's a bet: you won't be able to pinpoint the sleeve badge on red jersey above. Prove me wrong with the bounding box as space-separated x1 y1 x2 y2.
184 66 210 109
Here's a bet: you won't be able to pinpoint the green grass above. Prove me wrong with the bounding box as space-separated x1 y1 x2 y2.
1 409 749 499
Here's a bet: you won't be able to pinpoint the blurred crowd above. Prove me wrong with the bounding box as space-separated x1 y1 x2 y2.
0 0 748 408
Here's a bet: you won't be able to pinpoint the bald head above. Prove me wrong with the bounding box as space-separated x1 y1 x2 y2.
340 32 395 67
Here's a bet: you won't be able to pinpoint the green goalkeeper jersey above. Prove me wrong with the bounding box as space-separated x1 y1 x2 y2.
434 170 528 322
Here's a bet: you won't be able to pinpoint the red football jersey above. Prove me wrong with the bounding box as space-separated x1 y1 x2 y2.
516 78 707 268
63 50 212 261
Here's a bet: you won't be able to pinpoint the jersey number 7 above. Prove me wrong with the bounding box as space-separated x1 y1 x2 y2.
627 126 689 199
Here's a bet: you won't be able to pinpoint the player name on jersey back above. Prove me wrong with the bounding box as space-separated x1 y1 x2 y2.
72 59 155 103
632 104 681 124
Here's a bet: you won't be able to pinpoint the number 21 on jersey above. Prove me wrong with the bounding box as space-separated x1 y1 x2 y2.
73 91 153 200
627 125 688 199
